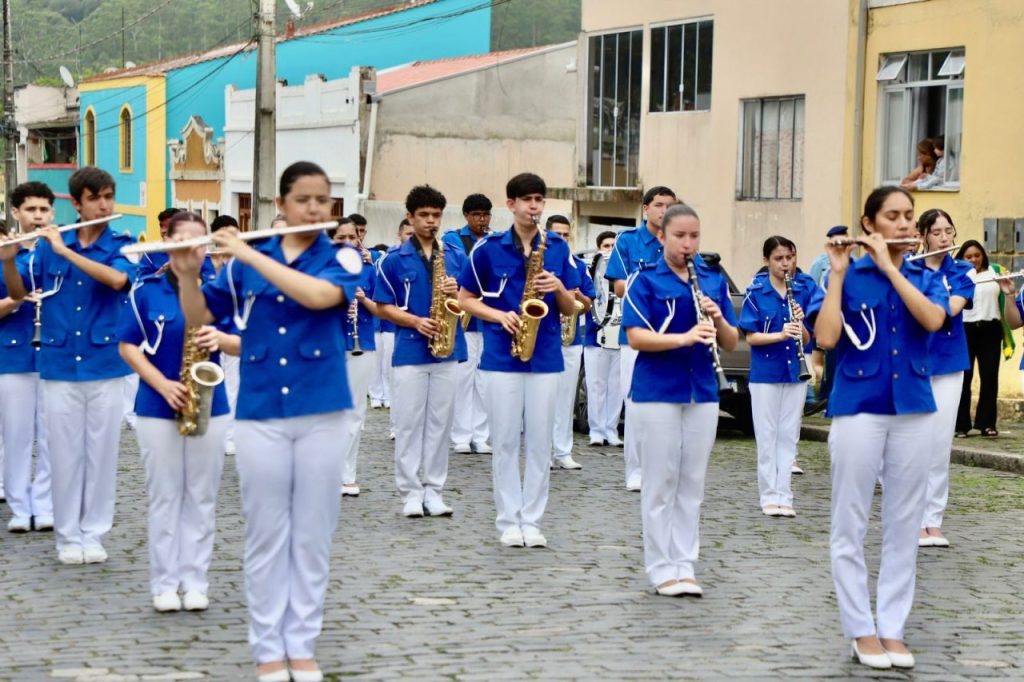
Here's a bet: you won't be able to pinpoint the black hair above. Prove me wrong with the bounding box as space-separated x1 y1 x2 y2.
955 239 988 270
642 185 677 206
68 166 115 202
933 135 945 152
0 223 7 236
762 235 797 259
405 184 447 214
372 243 388 252
348 213 367 227
596 230 616 247
462 193 492 213
661 203 700 230
398 218 411 231
861 186 913 232
210 214 239 231
158 207 183 223
279 161 329 198
917 207 954 236
545 214 570 229
165 211 206 238
506 172 546 200
12 181 55 208
338 216 353 226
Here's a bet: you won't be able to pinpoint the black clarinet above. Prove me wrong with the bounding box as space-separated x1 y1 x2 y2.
783 272 812 382
685 256 733 395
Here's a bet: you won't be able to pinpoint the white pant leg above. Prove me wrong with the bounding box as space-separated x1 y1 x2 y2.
122 373 139 428
672 402 718 581
584 347 609 440
751 383 806 507
469 333 490 445
922 372 963 529
634 401 683 587
80 379 124 547
221 353 241 446
421 362 457 504
392 365 429 504
342 351 375 485
482 371 526 532
875 413 931 640
521 373 559 529
602 349 623 440
0 374 39 519
552 345 583 459
450 332 480 447
620 345 640 483
281 413 348 661
381 332 395 425
179 416 228 594
32 375 52 518
369 332 386 402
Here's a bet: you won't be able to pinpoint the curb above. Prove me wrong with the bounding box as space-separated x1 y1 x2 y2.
801 424 1024 476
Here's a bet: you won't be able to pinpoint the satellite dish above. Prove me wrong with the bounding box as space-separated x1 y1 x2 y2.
125 61 137 68
59 65 75 89
284 0 303 18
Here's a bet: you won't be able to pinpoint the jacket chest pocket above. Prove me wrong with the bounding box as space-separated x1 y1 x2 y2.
298 341 328 361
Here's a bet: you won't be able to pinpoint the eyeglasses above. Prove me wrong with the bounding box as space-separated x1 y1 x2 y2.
467 211 491 219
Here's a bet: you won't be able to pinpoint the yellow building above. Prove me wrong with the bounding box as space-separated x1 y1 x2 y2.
848 0 1024 400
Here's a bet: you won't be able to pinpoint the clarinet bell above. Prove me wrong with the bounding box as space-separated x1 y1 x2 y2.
716 370 735 395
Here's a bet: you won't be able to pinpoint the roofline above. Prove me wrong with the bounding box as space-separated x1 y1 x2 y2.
379 40 577 96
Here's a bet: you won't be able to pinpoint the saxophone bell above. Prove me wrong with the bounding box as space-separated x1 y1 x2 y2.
178 327 226 437
561 299 585 346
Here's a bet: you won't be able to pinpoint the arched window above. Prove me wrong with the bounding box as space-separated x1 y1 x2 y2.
119 106 133 171
83 108 96 166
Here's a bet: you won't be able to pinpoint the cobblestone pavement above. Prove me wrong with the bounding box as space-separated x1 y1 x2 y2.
2 409 1023 681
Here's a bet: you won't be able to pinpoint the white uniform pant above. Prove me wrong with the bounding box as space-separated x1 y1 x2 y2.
829 413 930 639
136 416 227 595
44 378 123 550
235 411 351 663
552 345 583 459
632 401 718 587
343 351 375 485
379 332 396 432
221 353 241 447
750 382 806 507
0 373 51 519
922 372 962 529
620 345 640 483
482 371 559 532
369 332 388 403
392 362 457 504
450 331 489 447
584 346 622 442
122 373 139 428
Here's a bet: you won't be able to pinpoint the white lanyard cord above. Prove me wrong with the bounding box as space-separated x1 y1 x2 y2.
841 308 877 351
128 282 165 355
227 258 254 331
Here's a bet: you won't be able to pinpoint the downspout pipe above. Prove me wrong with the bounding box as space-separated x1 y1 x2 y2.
851 0 869 230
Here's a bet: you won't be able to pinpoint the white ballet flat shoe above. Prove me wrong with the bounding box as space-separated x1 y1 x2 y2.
851 641 892 669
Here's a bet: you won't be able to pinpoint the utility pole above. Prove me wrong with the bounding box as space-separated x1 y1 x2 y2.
121 6 126 69
2 0 16 230
251 0 276 232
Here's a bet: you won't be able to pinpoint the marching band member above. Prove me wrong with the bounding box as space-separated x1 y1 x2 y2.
335 219 379 497
117 211 237 612
169 161 361 682
622 203 738 597
457 173 580 548
0 182 55 533
605 186 678 491
375 219 415 439
546 215 594 470
375 185 467 518
444 194 494 454
813 186 948 670
1 167 135 565
739 236 821 518
583 231 623 447
917 209 973 548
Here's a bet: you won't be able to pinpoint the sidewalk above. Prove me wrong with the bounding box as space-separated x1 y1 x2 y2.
802 416 1024 475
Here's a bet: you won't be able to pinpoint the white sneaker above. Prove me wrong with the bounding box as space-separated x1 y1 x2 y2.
182 590 209 611
471 441 492 454
791 462 804 475
370 399 383 409
626 474 642 492
500 527 524 547
0 486 5 502
388 431 395 440
383 400 391 409
452 443 472 454
153 591 182 612
606 436 623 447
224 439 237 456
7 516 31 533
58 546 84 565
554 455 582 470
522 527 547 548
341 484 360 496
33 516 54 531
588 437 605 446
424 498 454 516
83 544 108 564
402 499 424 518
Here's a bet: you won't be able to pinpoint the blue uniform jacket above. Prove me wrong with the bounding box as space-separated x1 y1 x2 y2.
810 255 950 417
202 233 361 420
373 238 468 366
442 225 487 332
566 255 596 347
16 226 135 381
739 271 823 383
622 257 738 403
137 251 216 283
457 228 581 373
926 254 974 376
0 249 39 374
116 273 230 420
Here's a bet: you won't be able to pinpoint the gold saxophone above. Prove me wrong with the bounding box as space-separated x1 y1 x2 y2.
177 327 226 437
561 299 585 346
511 225 549 361
428 240 466 359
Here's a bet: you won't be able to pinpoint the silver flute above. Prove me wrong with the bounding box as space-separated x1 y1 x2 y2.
906 244 958 262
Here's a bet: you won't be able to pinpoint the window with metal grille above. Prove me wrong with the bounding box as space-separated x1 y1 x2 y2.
650 18 713 113
738 96 805 201
585 29 643 188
